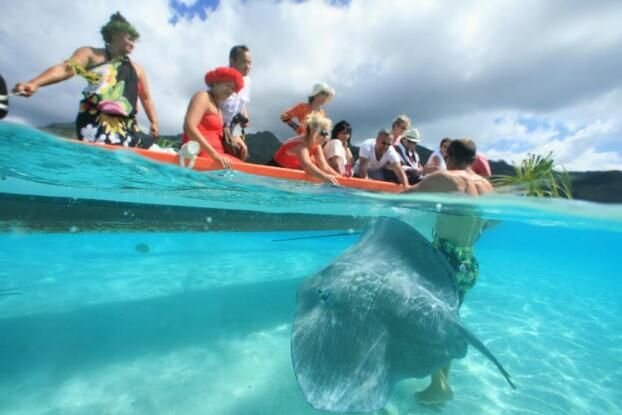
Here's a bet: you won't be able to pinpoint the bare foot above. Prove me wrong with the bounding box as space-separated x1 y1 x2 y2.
415 378 454 405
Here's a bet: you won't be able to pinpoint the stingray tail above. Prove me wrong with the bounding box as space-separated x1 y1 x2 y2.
458 325 516 389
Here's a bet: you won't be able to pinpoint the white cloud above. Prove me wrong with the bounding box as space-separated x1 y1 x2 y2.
1 0 621 170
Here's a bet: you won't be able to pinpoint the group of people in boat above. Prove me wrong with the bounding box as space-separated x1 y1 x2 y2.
13 12 495 405
13 12 492 191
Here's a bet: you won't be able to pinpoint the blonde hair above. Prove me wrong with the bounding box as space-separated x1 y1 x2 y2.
304 112 332 137
392 114 412 129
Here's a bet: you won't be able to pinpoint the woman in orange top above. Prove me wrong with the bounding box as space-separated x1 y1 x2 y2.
272 113 341 185
280 82 335 134
182 67 244 169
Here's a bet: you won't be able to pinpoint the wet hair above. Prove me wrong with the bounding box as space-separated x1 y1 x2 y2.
447 139 477 166
101 12 139 43
229 45 250 62
331 120 352 142
391 114 411 130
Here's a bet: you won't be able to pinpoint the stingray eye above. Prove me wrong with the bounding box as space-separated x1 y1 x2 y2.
317 288 331 302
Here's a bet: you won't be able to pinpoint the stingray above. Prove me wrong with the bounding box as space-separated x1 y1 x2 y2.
291 217 515 413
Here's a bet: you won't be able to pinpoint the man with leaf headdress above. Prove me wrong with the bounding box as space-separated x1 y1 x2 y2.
13 12 159 148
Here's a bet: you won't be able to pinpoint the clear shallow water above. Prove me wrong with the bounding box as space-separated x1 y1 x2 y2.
0 122 621 414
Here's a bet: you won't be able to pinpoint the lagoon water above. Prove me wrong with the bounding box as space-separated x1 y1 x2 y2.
0 122 621 414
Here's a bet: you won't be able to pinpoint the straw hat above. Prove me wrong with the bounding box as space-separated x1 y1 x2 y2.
402 128 421 143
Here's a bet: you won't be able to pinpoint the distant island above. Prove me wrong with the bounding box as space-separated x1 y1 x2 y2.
40 122 622 204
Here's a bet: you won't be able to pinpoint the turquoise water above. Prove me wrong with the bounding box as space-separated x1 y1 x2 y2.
0 122 621 414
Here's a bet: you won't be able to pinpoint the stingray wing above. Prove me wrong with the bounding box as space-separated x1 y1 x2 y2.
291 217 464 412
291 288 391 412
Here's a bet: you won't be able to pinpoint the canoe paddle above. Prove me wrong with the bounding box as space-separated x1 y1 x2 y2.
0 74 25 120
0 74 8 119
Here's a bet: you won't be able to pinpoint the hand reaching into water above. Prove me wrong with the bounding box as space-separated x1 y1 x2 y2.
215 154 232 169
325 175 340 186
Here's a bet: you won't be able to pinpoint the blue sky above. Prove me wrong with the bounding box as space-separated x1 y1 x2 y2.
169 0 221 23
1 0 621 171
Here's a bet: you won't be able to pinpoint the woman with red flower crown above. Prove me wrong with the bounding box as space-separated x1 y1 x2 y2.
181 67 245 169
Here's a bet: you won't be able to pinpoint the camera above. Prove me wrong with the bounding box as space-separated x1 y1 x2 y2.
231 113 249 127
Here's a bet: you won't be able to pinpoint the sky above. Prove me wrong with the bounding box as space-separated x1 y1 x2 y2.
1 0 621 171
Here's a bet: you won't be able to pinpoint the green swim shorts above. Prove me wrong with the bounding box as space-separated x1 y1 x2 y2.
433 235 479 296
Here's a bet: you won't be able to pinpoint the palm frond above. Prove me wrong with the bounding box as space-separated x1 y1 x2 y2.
490 152 572 199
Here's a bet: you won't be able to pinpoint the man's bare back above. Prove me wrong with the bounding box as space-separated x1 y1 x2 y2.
416 170 493 246
407 169 493 195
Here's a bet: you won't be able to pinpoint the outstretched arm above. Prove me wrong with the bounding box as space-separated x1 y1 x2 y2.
315 147 341 176
389 162 409 187
294 145 339 185
358 158 370 179
13 47 93 96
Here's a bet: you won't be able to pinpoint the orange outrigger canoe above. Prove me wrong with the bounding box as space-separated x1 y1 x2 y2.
86 142 404 193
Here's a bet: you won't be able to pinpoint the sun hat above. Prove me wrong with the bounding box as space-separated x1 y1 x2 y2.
309 82 336 99
204 67 244 93
402 128 421 143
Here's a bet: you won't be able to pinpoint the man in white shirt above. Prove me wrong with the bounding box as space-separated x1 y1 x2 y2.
221 45 252 159
353 129 409 187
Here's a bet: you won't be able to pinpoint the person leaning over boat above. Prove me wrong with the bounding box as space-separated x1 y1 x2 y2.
353 129 409 187
424 137 451 174
220 45 252 160
323 120 354 177
280 83 335 134
182 67 244 169
389 114 412 145
404 138 493 405
13 12 159 148
271 113 341 185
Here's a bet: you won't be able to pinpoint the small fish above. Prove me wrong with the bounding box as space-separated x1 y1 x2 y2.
135 243 150 254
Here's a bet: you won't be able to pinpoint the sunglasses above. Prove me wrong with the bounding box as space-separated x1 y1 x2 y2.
319 130 329 138
379 140 392 146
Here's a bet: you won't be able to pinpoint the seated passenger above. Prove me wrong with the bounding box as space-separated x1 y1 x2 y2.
425 137 451 174
353 129 409 187
271 113 340 185
182 67 245 169
280 82 335 134
389 114 412 145
392 128 424 184
323 120 354 177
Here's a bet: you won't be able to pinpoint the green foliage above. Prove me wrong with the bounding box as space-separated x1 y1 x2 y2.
155 136 181 149
491 152 573 198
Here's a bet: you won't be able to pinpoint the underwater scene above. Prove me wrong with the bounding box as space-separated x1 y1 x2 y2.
0 123 621 415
